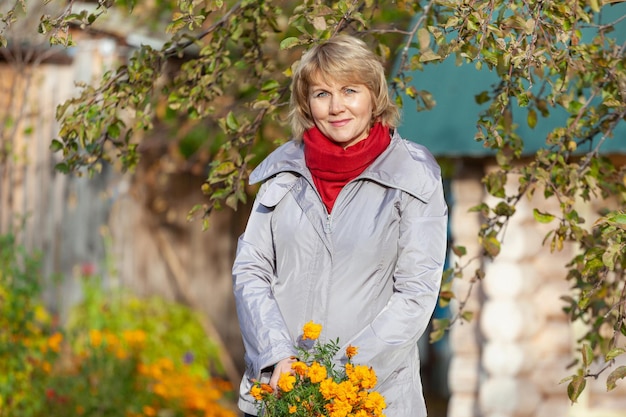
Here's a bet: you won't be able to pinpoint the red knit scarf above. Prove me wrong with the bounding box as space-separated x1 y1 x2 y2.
303 122 390 213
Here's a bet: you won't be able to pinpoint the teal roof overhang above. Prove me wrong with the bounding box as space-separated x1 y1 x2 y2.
394 3 626 158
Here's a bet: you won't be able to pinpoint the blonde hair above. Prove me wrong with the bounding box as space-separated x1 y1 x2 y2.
288 35 400 139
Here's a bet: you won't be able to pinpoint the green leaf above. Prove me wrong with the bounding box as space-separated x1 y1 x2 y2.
527 108 537 129
429 318 450 343
517 93 530 107
567 375 586 403
166 18 187 34
533 209 555 224
474 91 490 105
461 311 474 322
429 327 446 343
210 189 230 200
469 203 489 216
432 317 449 330
482 235 501 257
419 49 441 62
609 213 626 225
607 366 626 391
484 171 506 198
438 286 454 308
441 268 454 283
225 112 239 131
452 245 467 257
252 100 272 110
225 193 238 210
280 37 300 50
568 100 583 114
55 162 70 174
494 202 515 217
582 258 604 275
50 139 64 152
405 86 418 99
417 28 430 50
107 122 121 138
589 0 600 12
577 295 590 309
605 348 626 361
582 344 593 368
212 162 235 176
261 80 280 92
602 244 618 270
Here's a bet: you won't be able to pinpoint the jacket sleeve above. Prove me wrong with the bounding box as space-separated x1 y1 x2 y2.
232 175 300 380
339 177 448 384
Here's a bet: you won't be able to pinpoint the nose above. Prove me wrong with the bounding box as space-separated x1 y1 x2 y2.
329 95 345 114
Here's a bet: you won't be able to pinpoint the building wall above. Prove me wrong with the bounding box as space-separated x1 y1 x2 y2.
446 161 626 417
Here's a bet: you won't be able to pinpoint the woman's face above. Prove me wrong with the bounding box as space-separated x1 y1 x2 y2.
308 76 373 148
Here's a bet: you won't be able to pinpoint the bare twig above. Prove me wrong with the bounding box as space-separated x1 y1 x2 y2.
394 0 438 76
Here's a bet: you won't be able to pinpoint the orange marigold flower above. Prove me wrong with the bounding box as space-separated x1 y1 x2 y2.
47 332 63 353
326 399 352 417
157 357 175 371
345 345 358 359
137 363 149 375
292 361 308 376
302 321 322 340
363 391 386 414
319 378 337 400
334 380 358 403
250 385 263 401
115 348 127 359
153 383 167 397
308 362 327 384
347 365 377 390
289 405 297 414
260 383 274 394
122 329 147 348
278 372 296 392
142 405 157 416
104 332 119 347
89 329 102 347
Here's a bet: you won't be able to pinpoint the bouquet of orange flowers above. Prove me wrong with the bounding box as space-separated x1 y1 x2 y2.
249 322 386 417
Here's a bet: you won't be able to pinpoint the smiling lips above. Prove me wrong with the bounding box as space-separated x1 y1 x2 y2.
329 119 351 127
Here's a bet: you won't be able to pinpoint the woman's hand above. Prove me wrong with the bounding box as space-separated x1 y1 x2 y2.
269 356 297 391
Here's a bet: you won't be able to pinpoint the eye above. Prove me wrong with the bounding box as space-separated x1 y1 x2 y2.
344 88 357 94
313 91 329 98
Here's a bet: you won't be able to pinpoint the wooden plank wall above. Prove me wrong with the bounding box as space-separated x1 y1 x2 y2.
1 40 118 307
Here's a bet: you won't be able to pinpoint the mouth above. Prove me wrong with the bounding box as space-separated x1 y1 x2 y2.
329 119 351 127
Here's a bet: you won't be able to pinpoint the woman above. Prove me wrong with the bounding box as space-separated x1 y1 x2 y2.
232 34 448 417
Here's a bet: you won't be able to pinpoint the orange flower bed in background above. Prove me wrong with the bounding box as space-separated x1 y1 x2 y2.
1 233 237 417
43 323 238 417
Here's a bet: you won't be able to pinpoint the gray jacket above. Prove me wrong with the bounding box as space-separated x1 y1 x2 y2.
232 130 448 416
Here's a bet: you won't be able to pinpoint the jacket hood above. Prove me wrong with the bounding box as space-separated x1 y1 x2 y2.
249 130 441 202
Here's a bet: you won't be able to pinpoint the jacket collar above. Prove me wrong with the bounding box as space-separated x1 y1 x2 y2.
249 130 440 202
